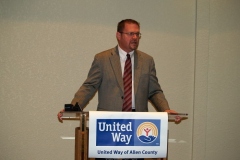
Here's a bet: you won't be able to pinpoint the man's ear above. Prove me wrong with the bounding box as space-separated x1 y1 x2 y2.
116 32 121 40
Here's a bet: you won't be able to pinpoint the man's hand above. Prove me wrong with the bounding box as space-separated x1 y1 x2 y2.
57 109 64 123
165 109 182 123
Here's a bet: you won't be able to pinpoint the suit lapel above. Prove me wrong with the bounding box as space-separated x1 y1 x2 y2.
109 48 143 95
109 47 124 94
134 50 142 95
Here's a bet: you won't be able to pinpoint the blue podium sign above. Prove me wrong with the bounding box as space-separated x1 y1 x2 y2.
88 111 168 158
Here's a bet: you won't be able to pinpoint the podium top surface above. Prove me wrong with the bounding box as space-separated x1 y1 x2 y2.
62 111 188 121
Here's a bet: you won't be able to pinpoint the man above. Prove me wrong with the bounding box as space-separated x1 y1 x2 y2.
58 19 180 122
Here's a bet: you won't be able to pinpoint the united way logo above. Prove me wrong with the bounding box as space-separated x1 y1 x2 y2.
96 119 161 146
136 122 158 144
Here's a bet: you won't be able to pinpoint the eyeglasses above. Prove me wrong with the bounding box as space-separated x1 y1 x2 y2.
120 32 142 38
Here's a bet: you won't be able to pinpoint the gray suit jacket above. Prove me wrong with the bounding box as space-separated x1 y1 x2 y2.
71 46 170 112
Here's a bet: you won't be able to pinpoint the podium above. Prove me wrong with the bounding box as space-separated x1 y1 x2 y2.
62 111 188 160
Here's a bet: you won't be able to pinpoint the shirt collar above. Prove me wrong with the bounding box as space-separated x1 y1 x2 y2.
118 45 134 60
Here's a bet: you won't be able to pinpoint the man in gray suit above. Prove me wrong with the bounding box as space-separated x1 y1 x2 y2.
58 19 180 122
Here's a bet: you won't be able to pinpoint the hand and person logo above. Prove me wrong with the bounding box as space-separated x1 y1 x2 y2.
136 122 158 144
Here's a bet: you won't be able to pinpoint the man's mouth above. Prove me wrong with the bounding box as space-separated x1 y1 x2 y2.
131 41 138 45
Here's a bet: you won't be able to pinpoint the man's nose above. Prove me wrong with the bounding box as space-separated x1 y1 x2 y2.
132 33 138 39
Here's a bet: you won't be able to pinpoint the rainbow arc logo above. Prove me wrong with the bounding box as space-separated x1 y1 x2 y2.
136 122 158 144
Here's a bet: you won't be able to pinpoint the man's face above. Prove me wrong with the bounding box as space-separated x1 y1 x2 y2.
116 23 140 53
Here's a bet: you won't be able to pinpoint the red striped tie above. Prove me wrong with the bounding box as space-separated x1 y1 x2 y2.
122 54 132 111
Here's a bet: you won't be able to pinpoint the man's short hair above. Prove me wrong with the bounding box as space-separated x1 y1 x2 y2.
117 19 140 32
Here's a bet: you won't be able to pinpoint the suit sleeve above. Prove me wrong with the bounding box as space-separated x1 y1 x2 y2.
148 58 170 112
71 56 102 109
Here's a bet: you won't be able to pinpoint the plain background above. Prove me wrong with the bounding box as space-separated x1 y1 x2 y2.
0 0 239 160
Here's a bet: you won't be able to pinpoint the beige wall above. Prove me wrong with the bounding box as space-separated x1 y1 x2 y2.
193 0 240 159
0 0 239 160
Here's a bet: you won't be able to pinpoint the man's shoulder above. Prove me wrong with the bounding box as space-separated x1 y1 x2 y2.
135 49 153 59
95 47 117 58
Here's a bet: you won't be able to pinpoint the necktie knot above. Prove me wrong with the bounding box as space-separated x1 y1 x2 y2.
127 53 131 59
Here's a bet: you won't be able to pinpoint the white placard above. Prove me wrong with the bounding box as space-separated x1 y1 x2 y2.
88 111 168 158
